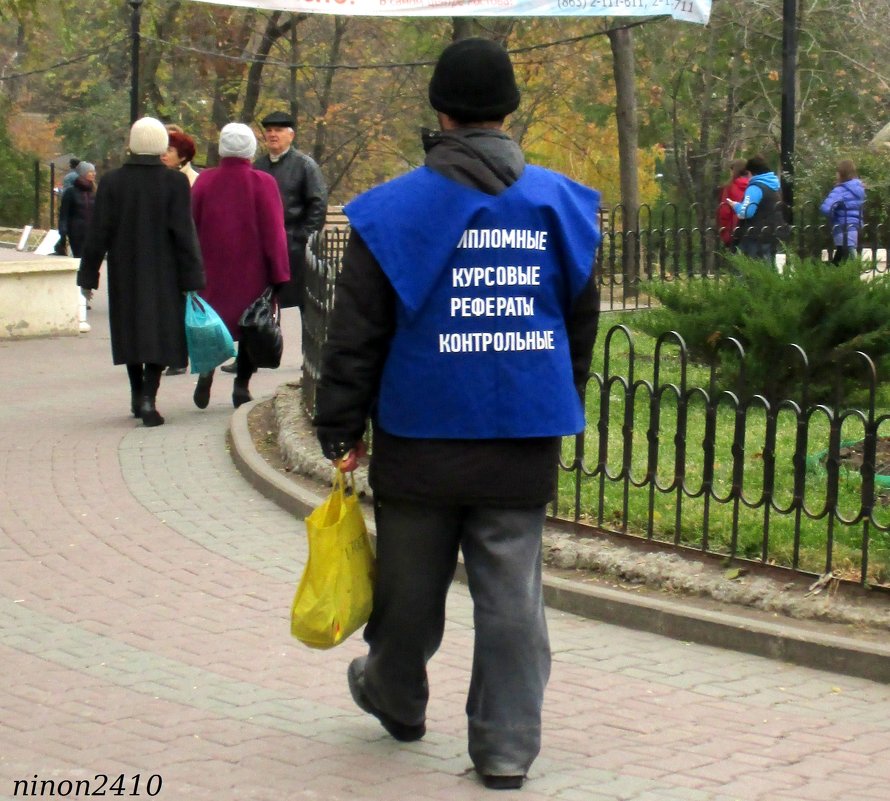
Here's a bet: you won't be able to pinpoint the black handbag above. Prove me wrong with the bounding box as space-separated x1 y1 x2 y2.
238 287 283 369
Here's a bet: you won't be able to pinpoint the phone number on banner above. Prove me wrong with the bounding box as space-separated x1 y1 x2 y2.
556 0 699 14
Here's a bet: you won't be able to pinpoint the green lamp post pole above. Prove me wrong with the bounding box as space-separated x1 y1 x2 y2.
129 0 144 125
780 0 798 214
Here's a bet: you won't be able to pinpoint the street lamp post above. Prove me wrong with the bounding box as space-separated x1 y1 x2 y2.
129 0 144 125
780 0 798 213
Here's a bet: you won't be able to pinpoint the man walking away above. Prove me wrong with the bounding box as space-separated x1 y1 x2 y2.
313 38 602 791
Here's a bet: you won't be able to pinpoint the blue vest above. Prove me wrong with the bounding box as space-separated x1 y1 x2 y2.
345 166 601 439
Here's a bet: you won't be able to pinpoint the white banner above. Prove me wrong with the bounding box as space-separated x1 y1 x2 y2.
187 0 711 25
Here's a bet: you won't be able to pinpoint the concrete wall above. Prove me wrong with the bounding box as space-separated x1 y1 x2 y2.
0 252 80 338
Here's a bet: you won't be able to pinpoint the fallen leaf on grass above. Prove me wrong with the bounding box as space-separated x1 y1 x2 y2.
724 567 749 581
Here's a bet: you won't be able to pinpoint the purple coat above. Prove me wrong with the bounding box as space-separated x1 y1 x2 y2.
820 178 866 248
192 158 291 338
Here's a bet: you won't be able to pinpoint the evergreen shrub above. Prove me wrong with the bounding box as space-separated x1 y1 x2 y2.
0 102 35 227
637 255 890 403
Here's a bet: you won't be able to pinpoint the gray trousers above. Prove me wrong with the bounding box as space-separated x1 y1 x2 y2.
362 497 551 775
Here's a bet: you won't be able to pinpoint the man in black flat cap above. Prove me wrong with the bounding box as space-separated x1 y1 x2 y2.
254 110 327 317
313 37 601 791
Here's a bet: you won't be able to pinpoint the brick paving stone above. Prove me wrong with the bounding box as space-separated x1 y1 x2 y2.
3 292 890 800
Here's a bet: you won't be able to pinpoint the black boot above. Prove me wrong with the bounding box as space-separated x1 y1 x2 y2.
193 371 214 409
232 382 253 409
233 349 256 409
139 396 165 427
141 363 165 427
131 392 142 419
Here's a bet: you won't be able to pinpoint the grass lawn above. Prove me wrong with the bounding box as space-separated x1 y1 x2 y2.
556 311 890 586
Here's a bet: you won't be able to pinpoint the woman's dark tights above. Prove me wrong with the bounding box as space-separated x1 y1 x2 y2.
235 348 256 387
231 348 257 408
126 363 163 397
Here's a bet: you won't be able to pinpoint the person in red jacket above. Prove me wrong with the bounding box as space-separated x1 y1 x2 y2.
716 159 749 250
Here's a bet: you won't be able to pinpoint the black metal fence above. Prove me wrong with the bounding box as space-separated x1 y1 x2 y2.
302 208 890 587
23 160 60 230
563 325 890 588
302 225 348 417
597 199 888 310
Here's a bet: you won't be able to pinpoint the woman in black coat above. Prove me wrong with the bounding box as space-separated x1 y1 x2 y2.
77 117 205 427
58 161 97 257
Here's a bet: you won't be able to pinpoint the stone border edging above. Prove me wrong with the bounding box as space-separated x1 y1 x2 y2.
229 398 890 684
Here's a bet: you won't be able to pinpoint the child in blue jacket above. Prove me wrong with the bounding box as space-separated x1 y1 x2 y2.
820 159 866 264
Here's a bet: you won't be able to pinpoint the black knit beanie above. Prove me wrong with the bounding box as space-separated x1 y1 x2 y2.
428 38 520 123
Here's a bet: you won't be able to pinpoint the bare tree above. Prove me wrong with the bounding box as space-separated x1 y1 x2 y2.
142 1 182 116
241 11 307 126
310 16 347 166
607 25 640 288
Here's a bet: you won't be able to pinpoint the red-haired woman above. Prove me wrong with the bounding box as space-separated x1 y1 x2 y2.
161 130 200 187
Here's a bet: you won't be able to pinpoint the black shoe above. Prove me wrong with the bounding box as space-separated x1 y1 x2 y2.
139 397 165 427
480 775 525 791
130 392 142 418
220 360 237 374
232 384 252 409
347 657 426 742
193 372 213 409
165 366 187 376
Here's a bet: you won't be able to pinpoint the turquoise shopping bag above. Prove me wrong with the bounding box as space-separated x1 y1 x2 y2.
184 292 236 374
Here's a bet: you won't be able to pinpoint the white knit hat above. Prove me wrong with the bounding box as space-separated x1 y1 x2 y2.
219 123 257 160
129 117 168 156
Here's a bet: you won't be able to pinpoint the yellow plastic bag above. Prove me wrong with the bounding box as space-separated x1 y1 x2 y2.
290 471 375 649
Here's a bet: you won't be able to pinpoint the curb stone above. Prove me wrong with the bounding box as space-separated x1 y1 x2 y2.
229 388 890 684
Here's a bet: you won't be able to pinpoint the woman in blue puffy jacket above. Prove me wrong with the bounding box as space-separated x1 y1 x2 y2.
820 159 866 264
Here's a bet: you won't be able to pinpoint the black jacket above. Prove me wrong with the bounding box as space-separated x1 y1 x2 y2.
77 156 205 367
254 147 327 247
58 177 96 256
736 178 787 245
255 147 327 308
314 128 600 506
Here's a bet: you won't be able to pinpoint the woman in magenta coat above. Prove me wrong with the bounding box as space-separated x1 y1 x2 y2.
191 123 290 409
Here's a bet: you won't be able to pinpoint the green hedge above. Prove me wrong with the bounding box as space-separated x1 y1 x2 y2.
638 255 890 403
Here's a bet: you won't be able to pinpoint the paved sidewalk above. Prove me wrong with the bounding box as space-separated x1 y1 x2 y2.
2 288 890 801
